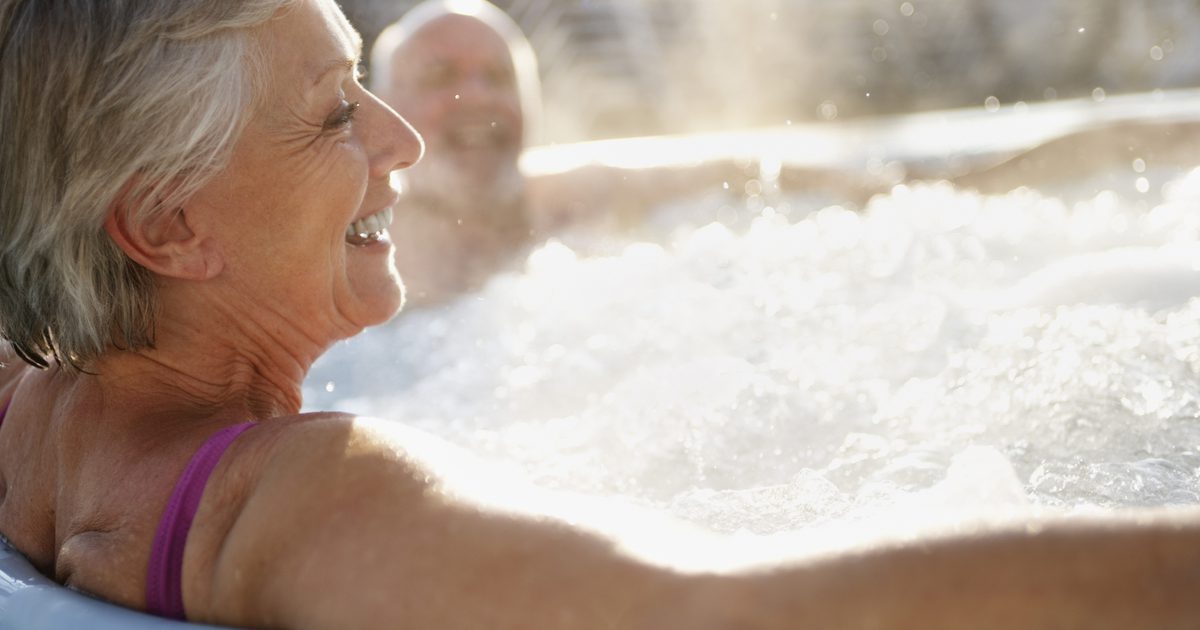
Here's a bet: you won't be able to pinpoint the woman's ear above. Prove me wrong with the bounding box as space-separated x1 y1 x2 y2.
104 198 224 281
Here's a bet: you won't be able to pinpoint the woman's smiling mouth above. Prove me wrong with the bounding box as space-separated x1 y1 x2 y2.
345 206 394 246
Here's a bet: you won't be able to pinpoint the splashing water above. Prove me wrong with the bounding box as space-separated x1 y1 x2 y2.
305 163 1200 540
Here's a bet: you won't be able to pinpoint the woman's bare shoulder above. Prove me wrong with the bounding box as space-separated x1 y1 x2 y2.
180 412 472 626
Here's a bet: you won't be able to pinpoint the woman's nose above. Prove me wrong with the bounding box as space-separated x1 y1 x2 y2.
365 92 424 178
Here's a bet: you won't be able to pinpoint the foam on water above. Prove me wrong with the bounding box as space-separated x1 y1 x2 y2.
305 165 1200 539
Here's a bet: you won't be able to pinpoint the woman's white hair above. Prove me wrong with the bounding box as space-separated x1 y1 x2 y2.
0 0 293 370
369 0 542 144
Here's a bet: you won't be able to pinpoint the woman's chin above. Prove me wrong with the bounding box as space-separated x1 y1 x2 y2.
353 283 404 329
343 243 405 328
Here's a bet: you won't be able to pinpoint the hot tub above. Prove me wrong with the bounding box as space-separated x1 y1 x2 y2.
307 89 1200 545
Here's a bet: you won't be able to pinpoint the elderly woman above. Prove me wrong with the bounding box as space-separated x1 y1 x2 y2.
1 1 1199 628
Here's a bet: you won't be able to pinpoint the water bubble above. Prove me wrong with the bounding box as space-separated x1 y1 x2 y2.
744 179 763 197
880 160 906 183
871 46 888 62
1043 87 1058 100
818 101 839 121
1150 46 1164 61
873 19 890 36
1013 101 1028 114
900 2 914 17
325 381 335 393
984 96 1000 112
1091 87 1106 102
1132 158 1146 174
1136 177 1150 194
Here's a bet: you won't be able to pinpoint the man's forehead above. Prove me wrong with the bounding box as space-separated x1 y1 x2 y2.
400 14 511 64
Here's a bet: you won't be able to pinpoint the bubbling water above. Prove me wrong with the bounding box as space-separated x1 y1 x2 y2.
306 166 1200 537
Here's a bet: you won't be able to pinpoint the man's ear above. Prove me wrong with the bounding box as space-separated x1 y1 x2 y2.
104 196 223 282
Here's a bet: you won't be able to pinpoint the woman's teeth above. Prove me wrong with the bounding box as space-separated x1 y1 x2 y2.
345 207 394 246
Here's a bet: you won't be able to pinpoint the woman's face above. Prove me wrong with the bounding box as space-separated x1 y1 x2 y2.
188 0 422 344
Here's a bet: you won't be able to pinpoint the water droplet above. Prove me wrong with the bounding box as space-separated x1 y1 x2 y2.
900 2 914 17
1136 177 1150 194
984 96 1000 112
1092 87 1106 102
325 381 336 393
1150 46 1164 61
454 94 461 100
1132 158 1146 173
1077 27 1086 33
872 46 888 62
873 19 890 36
1043 87 1058 100
1013 101 1028 114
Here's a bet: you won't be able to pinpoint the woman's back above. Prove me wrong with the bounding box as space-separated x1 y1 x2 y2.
0 360 265 611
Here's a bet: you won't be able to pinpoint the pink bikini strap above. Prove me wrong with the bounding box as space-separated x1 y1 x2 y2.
145 422 255 619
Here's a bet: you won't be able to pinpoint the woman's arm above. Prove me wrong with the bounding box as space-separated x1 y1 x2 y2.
185 415 1200 630
184 415 684 630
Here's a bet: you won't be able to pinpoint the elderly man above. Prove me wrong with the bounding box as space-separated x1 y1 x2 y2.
369 0 541 305
371 0 880 306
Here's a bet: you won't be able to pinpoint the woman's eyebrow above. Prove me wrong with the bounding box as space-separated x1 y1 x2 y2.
311 58 357 87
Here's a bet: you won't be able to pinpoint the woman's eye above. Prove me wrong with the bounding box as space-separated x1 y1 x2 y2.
323 100 360 130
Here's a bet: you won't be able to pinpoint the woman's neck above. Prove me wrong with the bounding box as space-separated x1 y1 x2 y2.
94 346 305 420
93 295 326 420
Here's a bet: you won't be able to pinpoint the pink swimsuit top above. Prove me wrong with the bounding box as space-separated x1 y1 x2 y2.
0 399 254 620
145 421 256 619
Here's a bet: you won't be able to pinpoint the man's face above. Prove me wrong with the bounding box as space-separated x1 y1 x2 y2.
381 14 524 211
